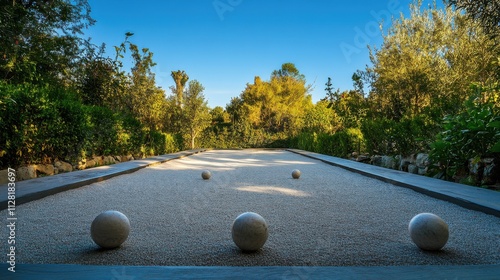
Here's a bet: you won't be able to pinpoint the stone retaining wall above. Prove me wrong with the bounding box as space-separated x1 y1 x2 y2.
0 155 138 184
351 153 499 188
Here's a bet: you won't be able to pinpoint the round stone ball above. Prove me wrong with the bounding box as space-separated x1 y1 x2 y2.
201 170 212 180
292 169 301 179
231 212 268 252
408 213 449 251
91 210 130 249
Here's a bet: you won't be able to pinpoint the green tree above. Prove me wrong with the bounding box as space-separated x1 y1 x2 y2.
211 106 230 124
322 76 367 129
125 43 167 132
0 0 95 84
77 42 127 111
303 100 340 134
324 77 337 101
447 0 500 35
365 1 499 121
171 70 189 107
271 62 305 82
182 80 211 149
239 63 312 136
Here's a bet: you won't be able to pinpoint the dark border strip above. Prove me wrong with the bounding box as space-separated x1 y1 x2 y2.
0 149 206 210
1 263 499 280
287 149 500 218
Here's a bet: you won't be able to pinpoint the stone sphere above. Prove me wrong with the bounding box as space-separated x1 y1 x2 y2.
409 213 449 251
292 169 301 179
91 210 130 249
231 212 268 251
201 170 212 180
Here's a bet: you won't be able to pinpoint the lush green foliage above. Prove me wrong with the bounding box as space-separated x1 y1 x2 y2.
0 0 94 85
447 0 500 35
291 128 363 158
181 80 212 149
429 85 500 182
225 63 313 148
364 2 499 123
361 116 435 156
0 83 87 167
0 82 177 169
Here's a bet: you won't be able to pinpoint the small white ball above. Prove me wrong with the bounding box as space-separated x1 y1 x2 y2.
232 212 268 251
409 213 449 251
91 210 130 249
292 169 301 179
201 170 212 180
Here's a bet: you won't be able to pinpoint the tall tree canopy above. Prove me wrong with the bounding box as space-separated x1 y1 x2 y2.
237 63 312 135
365 1 499 121
182 80 211 148
0 0 95 84
171 70 189 107
447 0 500 35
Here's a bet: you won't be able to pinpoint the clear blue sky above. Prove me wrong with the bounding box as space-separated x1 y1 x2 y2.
86 0 439 108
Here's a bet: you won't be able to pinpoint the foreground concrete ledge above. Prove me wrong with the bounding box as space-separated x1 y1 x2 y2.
0 149 206 210
287 149 500 218
0 264 499 280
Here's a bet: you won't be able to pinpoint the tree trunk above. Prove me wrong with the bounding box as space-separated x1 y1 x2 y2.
190 129 196 149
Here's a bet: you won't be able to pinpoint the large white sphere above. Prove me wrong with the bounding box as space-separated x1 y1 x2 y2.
231 212 268 251
292 169 301 179
201 170 212 180
409 213 449 251
91 210 130 249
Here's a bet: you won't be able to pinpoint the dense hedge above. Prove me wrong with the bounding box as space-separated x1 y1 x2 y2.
361 116 436 156
0 82 180 169
290 128 363 158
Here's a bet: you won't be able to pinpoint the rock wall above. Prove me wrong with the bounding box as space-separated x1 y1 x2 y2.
351 153 499 188
1 154 137 183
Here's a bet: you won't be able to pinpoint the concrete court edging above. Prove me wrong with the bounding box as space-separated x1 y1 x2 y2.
287 149 500 218
1 263 499 280
0 149 206 210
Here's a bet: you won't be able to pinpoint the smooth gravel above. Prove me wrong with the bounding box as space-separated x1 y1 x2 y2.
1 149 499 266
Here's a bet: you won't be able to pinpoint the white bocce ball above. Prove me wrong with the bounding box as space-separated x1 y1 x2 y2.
201 170 212 180
91 210 130 249
231 212 268 252
292 169 301 179
408 213 449 251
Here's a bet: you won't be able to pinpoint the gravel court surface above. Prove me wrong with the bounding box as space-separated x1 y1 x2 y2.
1 149 499 266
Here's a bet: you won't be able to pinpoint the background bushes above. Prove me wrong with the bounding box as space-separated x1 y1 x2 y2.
291 128 363 158
0 82 180 169
0 83 87 167
361 116 436 157
429 85 500 182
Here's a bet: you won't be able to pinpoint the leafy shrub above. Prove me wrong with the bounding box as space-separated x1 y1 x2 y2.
361 118 393 155
147 130 178 155
0 82 180 169
0 83 26 168
429 85 500 182
85 106 118 156
117 114 146 156
292 128 364 158
361 116 436 156
0 83 88 167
